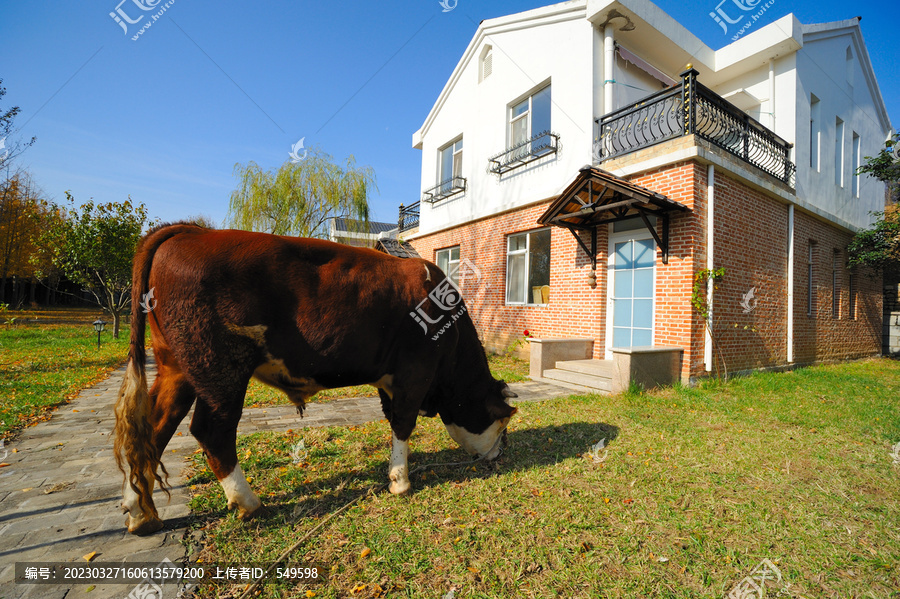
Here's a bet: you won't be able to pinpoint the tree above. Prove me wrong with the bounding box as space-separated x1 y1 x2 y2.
0 77 37 171
0 172 49 305
226 147 375 237
35 194 154 337
849 134 900 270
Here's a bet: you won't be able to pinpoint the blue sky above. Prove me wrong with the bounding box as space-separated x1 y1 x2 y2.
1 0 896 227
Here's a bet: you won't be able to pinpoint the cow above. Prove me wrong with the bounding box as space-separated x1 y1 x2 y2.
114 223 517 535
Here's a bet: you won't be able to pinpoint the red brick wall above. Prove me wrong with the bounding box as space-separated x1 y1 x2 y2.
792 212 882 364
408 159 882 380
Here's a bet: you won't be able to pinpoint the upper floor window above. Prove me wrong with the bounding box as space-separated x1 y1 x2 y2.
835 117 844 187
436 246 460 286
852 132 861 198
845 46 854 89
439 138 463 187
809 94 820 171
506 228 551 305
509 85 551 148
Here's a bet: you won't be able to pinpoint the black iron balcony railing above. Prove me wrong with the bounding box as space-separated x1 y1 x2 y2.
422 176 467 204
398 201 420 233
489 130 560 175
595 69 795 186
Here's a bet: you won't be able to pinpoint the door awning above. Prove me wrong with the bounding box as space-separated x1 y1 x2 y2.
537 166 690 264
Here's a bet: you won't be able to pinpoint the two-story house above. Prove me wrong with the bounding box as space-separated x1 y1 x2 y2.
401 0 892 390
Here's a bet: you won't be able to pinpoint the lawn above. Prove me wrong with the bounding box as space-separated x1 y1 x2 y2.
185 359 900 599
0 321 130 438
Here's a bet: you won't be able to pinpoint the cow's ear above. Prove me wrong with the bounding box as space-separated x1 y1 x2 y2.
488 400 517 421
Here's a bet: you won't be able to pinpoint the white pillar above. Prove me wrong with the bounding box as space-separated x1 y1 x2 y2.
787 203 795 363
705 164 715 372
768 61 776 131
604 24 615 115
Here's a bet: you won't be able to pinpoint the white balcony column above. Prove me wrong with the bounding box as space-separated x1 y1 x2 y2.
787 203 795 363
604 23 615 114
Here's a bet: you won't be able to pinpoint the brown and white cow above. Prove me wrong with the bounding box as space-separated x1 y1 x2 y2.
114 223 517 535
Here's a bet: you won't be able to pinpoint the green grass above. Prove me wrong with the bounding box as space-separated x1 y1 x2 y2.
0 322 129 438
244 353 530 408
185 358 900 598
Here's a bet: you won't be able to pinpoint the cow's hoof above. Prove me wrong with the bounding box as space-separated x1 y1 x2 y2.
237 504 264 521
389 479 411 495
126 515 164 536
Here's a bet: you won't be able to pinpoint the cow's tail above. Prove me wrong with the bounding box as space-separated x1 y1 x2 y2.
114 223 198 514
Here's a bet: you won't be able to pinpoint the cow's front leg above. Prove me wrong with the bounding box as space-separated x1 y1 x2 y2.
190 399 262 520
389 431 411 495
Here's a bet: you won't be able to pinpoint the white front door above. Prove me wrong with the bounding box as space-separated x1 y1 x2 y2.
606 228 656 358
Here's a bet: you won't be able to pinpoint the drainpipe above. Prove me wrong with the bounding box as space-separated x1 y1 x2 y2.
705 164 715 372
768 60 776 131
604 24 615 114
787 204 795 363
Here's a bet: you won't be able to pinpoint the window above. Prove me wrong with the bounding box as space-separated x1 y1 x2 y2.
506 229 551 305
479 45 493 83
832 249 841 319
436 246 460 286
851 132 860 197
438 138 463 191
807 242 815 316
509 85 551 150
835 117 844 187
848 270 857 320
809 94 820 171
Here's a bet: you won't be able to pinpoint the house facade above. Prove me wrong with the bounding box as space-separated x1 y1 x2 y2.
403 0 892 386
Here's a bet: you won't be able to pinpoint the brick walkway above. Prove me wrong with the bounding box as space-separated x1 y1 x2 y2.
0 359 572 599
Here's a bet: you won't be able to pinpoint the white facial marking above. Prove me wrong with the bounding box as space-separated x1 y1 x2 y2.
445 419 508 460
388 432 411 495
220 464 261 518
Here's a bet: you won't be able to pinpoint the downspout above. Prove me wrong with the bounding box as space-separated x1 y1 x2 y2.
768 60 776 131
705 164 715 372
787 204 795 363
604 24 615 114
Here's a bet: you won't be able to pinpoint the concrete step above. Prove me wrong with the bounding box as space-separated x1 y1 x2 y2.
554 359 614 377
541 368 612 392
528 375 601 395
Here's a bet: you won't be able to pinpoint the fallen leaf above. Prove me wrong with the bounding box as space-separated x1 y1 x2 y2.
83 551 97 562
360 547 371 558
0 463 9 468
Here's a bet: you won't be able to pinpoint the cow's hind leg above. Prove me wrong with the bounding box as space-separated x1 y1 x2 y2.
190 398 261 520
122 358 195 535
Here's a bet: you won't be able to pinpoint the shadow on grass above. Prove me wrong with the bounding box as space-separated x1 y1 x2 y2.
195 422 621 529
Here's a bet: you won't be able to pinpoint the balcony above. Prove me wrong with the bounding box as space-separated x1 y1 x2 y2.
422 176 467 204
398 201 420 233
595 69 795 186
489 130 560 175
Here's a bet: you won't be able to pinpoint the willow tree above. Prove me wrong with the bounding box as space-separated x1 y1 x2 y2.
226 148 375 237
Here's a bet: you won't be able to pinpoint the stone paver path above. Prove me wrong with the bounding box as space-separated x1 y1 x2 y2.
0 359 572 599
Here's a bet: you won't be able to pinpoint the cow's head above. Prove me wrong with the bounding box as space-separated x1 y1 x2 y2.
441 380 518 460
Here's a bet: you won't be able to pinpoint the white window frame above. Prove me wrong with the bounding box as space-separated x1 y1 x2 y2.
605 225 657 359
507 84 551 148
438 137 463 185
505 228 551 306
436 246 460 286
